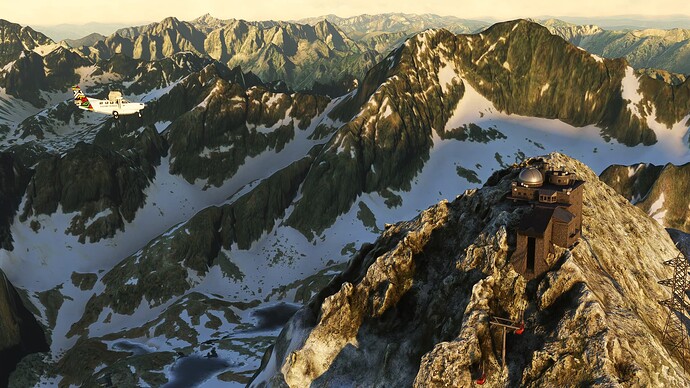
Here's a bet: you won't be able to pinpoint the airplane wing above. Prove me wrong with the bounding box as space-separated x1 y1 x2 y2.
72 85 94 111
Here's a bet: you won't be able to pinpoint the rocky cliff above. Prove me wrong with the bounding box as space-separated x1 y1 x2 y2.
0 153 31 250
601 162 690 233
0 270 48 387
252 153 689 387
0 19 54 68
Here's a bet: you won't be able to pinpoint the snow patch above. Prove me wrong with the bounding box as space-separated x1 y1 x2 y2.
648 193 667 224
621 66 643 118
32 43 61 56
540 83 550 96
591 53 604 63
199 144 234 158
197 83 222 109
437 57 458 94
628 164 644 178
380 97 393 119
154 121 171 133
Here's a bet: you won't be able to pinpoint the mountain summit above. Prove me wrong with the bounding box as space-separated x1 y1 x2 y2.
252 153 688 386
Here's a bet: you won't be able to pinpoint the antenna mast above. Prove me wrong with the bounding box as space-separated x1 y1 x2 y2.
659 251 690 370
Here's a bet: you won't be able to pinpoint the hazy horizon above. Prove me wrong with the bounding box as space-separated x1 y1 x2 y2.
3 0 689 27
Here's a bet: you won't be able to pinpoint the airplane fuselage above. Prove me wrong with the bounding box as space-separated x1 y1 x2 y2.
72 86 145 119
85 98 145 116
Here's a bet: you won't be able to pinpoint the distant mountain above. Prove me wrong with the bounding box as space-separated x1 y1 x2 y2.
297 13 489 56
31 22 142 41
550 15 690 30
544 19 690 74
75 16 379 90
297 13 488 38
25 14 690 95
0 19 55 68
63 33 106 48
600 162 690 233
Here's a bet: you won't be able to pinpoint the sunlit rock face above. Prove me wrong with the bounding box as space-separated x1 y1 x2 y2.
252 153 688 387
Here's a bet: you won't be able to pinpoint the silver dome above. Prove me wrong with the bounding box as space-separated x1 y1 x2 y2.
518 167 544 187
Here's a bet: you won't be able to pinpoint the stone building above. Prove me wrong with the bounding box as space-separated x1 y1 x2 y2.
508 164 584 279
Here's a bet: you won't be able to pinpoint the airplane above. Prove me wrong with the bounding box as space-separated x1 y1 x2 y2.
72 85 145 120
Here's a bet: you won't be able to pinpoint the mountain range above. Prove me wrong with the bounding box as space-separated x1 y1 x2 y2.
11 13 689 94
543 19 690 75
0 13 689 387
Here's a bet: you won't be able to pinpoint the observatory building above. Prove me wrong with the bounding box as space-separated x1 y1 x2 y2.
508 164 584 279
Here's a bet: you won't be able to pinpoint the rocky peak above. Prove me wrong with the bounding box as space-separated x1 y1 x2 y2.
156 16 182 31
0 19 54 67
193 13 216 24
252 153 688 386
601 162 690 233
63 32 106 49
541 18 604 40
313 19 349 50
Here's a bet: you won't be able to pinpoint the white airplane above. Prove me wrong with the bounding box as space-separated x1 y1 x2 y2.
72 85 145 119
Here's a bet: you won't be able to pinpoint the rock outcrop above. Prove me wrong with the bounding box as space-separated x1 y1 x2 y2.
252 153 689 387
601 162 690 233
0 152 32 250
0 270 49 387
20 141 156 243
0 19 54 68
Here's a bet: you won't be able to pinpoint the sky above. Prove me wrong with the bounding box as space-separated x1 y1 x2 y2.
2 0 689 26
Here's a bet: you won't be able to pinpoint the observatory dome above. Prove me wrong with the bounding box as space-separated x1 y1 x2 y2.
518 167 544 187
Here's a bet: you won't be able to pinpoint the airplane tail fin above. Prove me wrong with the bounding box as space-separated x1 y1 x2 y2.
72 85 93 111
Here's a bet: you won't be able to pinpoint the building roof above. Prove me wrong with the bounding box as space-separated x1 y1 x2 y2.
538 189 558 196
518 207 555 237
553 206 575 223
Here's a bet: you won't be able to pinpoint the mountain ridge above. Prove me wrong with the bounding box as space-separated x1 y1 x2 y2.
251 152 689 386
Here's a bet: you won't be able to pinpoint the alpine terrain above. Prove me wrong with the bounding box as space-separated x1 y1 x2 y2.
251 153 689 386
0 14 688 387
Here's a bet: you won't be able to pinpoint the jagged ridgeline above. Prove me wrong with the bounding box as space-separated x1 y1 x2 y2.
72 16 380 90
287 19 690 236
251 153 689 386
544 18 690 75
